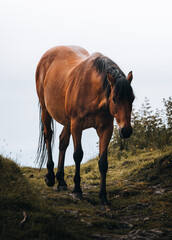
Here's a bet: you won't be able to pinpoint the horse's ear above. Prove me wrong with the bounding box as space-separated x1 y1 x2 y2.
107 73 116 86
127 71 133 83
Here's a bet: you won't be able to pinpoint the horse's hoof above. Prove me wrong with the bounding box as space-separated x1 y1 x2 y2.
45 175 55 187
71 192 83 200
57 185 68 191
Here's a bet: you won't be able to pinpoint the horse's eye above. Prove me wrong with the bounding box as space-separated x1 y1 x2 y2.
113 97 116 103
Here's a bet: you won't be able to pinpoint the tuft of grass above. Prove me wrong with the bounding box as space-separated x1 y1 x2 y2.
0 155 84 240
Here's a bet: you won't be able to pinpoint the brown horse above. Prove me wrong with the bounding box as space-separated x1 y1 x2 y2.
36 45 134 207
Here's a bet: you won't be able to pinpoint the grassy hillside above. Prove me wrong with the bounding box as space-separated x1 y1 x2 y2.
0 156 83 240
0 148 172 239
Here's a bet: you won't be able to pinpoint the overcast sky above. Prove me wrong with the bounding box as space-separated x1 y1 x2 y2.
0 0 172 167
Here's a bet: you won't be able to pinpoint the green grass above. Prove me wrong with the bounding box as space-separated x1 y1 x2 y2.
0 147 172 239
0 156 83 240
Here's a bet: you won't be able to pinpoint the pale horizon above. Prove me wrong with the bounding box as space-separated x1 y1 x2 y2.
0 0 172 167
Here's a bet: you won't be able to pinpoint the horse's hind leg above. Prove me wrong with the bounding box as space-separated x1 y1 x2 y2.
56 126 70 191
42 108 55 187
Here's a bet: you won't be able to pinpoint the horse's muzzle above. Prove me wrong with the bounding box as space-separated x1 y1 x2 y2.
119 127 133 138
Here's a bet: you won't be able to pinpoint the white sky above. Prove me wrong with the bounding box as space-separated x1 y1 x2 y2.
0 0 172 167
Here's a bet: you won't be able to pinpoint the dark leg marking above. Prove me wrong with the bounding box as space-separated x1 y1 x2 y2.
71 120 83 199
42 109 55 187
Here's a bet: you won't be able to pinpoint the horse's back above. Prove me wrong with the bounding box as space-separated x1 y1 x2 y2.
38 45 89 67
36 46 90 125
36 46 89 90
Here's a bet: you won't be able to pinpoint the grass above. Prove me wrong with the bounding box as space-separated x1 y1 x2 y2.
0 156 82 240
0 147 172 239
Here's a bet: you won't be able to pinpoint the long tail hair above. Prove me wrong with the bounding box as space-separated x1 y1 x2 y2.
36 104 55 169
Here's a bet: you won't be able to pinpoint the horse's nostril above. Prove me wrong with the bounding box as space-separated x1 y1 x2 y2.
120 127 132 138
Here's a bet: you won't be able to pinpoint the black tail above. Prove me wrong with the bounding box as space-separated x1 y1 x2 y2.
36 104 55 169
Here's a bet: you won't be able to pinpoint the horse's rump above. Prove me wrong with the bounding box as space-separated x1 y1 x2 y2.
36 46 90 125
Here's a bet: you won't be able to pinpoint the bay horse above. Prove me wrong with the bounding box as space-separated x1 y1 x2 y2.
36 45 134 207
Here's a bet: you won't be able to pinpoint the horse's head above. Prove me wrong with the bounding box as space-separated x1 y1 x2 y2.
107 69 134 138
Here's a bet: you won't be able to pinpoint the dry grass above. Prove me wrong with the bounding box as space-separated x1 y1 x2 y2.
0 147 172 239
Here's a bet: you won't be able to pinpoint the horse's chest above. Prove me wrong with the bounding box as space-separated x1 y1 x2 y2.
83 116 95 129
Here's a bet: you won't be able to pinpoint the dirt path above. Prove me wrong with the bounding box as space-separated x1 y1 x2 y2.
38 181 172 240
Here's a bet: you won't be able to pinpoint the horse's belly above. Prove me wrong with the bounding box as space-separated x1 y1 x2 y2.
44 88 70 126
48 105 70 126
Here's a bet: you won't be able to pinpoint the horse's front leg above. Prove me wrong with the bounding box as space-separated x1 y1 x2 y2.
71 119 83 199
96 121 113 207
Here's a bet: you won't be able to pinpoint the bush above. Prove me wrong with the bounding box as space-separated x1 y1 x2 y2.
109 97 172 153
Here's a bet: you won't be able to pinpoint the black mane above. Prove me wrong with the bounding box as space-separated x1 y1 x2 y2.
92 55 134 102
